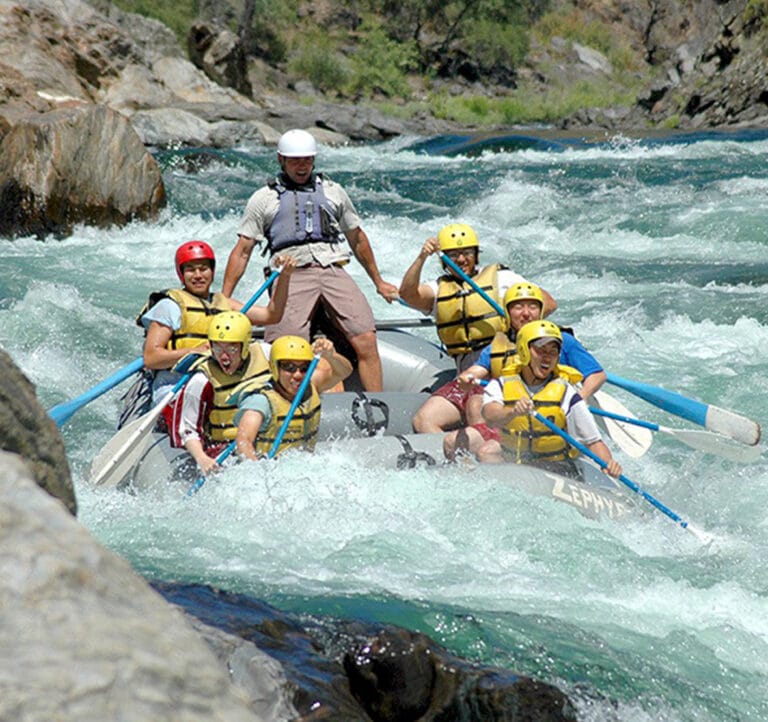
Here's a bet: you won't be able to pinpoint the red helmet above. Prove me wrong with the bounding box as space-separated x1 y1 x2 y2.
175 240 215 281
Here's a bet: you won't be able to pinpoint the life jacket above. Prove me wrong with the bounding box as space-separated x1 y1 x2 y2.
435 264 507 356
499 363 583 463
252 384 321 457
196 343 271 443
266 173 345 252
489 324 579 378
136 288 230 350
488 331 517 378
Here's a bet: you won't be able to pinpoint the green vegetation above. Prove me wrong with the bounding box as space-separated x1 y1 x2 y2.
109 0 653 127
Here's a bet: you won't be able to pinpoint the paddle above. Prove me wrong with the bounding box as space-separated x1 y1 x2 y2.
89 269 282 488
533 411 713 543
188 354 321 495
438 252 506 317
606 372 761 447
591 389 653 459
590 407 761 463
48 356 145 427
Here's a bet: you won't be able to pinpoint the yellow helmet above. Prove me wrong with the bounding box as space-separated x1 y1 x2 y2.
503 282 543 317
516 320 562 366
437 223 479 253
269 335 314 382
208 311 252 358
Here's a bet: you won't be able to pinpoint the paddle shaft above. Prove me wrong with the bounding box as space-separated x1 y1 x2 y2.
606 372 760 446
49 356 145 427
438 252 506 317
268 355 321 458
533 412 711 542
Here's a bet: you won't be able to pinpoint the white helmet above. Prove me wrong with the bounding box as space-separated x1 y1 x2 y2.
277 129 318 157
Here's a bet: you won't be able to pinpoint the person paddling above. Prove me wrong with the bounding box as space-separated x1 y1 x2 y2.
443 281 606 460
169 312 275 476
137 240 294 427
479 320 621 479
233 335 352 460
398 223 557 434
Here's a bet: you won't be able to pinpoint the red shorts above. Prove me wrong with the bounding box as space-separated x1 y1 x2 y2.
432 379 484 419
470 423 501 442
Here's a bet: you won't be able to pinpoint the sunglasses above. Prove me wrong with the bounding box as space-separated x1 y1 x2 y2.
444 248 476 261
279 361 310 374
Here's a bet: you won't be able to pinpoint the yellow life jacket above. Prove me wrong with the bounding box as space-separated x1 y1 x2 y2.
435 264 507 356
488 331 516 378
499 364 583 463
136 288 230 350
199 343 271 443
252 384 321 457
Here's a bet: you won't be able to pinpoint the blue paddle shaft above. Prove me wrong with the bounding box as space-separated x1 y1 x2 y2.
591 406 659 431
605 372 707 427
268 355 321 459
48 356 145 427
438 252 505 317
533 412 691 530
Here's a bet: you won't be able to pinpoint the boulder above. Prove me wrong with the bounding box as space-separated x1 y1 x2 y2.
0 104 165 238
344 627 576 721
0 346 75 514
0 452 263 721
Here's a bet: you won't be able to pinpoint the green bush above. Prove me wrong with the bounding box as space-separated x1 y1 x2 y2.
462 17 530 70
346 25 419 98
287 33 350 93
111 0 197 42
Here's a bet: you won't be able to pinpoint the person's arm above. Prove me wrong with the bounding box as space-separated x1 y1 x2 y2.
398 236 439 313
345 226 399 303
235 409 265 462
540 288 557 316
230 255 296 325
456 364 489 391
143 322 208 370
185 437 219 475
311 338 353 393
579 370 607 400
585 439 622 477
222 234 258 297
482 393 533 428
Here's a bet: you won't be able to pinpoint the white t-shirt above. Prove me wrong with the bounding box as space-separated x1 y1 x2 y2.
482 375 602 445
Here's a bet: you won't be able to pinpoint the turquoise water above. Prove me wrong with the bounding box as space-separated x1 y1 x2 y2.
4 129 768 720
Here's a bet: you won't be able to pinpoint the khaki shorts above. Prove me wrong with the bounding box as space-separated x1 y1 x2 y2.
264 264 376 343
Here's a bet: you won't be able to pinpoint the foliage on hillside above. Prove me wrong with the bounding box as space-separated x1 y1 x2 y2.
107 0 653 126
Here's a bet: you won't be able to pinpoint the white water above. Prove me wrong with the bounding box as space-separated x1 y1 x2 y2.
3 130 768 720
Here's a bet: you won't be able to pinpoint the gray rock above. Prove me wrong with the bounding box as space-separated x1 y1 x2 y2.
0 104 166 238
0 346 75 514
0 452 265 722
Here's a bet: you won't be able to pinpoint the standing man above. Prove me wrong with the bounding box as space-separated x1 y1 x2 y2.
222 128 398 391
398 223 557 433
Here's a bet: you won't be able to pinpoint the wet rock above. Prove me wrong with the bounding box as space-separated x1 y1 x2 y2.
0 104 165 238
0 347 75 514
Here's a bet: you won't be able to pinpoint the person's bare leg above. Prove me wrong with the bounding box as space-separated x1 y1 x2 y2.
412 395 461 433
465 392 484 426
349 330 383 392
477 439 504 464
443 426 485 461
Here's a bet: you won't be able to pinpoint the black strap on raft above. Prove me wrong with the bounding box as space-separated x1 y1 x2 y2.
395 435 436 470
351 392 390 437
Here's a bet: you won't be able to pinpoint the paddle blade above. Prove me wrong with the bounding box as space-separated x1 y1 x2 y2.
591 390 653 459
665 427 762 463
89 403 166 488
48 356 144 427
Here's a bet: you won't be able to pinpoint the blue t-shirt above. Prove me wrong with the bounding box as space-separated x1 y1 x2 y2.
476 330 603 378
